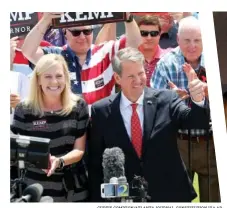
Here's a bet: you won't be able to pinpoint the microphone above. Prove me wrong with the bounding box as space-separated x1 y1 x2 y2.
15 183 43 202
101 148 150 202
40 196 54 202
101 147 130 201
102 147 125 183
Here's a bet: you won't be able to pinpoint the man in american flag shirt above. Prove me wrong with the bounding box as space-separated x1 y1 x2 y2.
21 12 142 113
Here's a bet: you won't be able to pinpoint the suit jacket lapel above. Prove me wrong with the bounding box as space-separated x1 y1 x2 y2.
108 92 139 159
108 93 130 144
143 87 158 142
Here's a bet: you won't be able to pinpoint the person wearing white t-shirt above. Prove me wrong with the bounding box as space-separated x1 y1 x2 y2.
10 37 29 124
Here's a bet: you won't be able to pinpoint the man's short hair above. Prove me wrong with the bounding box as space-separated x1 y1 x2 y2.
137 15 161 32
112 47 145 76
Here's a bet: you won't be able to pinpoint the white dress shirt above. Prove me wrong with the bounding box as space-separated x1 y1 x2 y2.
120 91 144 140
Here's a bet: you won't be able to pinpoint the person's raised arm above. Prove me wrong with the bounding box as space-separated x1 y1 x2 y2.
95 23 117 45
10 37 18 70
22 12 62 64
124 13 142 48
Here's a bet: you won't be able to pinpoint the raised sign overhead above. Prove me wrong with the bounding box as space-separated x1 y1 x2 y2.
52 12 126 28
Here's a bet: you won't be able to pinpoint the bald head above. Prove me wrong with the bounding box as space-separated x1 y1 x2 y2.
177 16 203 65
178 16 201 36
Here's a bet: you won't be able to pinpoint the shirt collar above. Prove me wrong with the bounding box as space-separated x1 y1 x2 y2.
153 45 163 59
120 91 144 109
139 45 163 62
16 48 22 52
65 45 91 65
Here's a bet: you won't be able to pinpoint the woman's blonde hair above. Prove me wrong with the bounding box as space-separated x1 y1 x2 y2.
25 54 80 117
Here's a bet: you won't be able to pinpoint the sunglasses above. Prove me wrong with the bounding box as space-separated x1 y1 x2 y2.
140 30 160 37
67 29 93 37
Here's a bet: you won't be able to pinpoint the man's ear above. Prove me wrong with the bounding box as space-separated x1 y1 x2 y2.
114 72 121 86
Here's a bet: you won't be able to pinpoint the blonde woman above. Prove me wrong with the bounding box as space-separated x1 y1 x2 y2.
11 54 89 202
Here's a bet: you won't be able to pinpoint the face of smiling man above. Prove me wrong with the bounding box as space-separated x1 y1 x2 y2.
114 60 147 103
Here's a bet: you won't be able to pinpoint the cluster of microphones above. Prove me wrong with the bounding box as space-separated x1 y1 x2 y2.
11 183 53 203
101 147 150 202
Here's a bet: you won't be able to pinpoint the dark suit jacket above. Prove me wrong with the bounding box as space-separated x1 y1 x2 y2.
88 87 210 202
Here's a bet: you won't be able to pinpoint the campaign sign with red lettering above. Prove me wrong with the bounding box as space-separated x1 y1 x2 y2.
10 12 40 38
52 12 126 28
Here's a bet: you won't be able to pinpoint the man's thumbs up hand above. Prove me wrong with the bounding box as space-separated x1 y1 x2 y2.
183 63 205 102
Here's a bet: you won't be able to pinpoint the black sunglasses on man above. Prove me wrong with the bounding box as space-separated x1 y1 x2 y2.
140 30 160 37
67 28 93 37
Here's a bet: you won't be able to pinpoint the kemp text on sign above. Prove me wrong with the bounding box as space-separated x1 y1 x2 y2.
52 12 126 28
10 12 39 38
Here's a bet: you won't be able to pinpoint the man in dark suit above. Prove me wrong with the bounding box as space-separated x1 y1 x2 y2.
88 47 210 202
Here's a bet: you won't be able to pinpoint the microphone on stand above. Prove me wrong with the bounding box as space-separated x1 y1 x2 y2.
101 147 151 202
14 183 43 202
101 147 130 202
102 147 125 183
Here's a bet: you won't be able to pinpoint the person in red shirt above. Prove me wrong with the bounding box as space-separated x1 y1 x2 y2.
137 15 172 86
